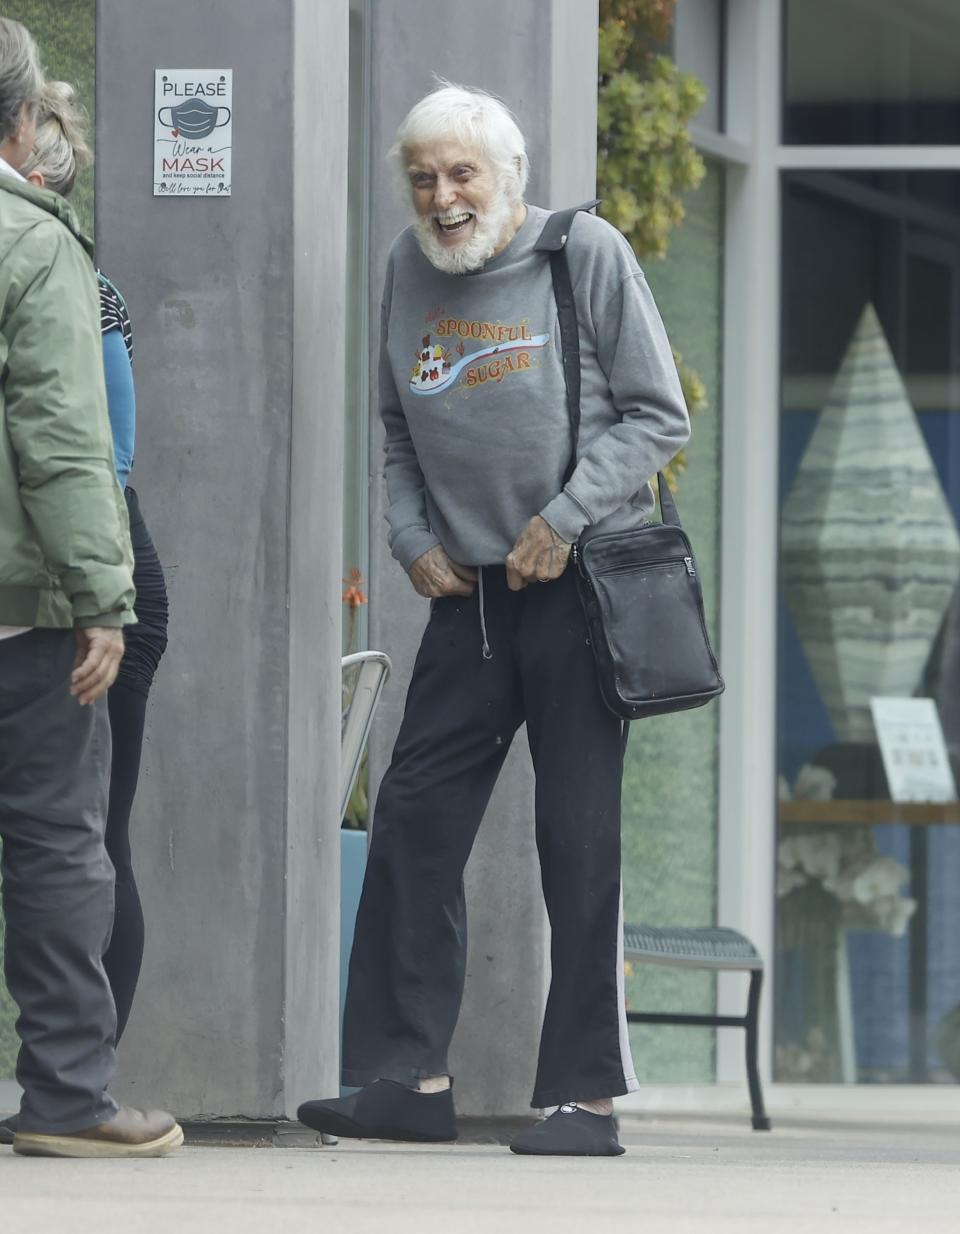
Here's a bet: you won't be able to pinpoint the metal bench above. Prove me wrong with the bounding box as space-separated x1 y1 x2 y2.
623 923 772 1131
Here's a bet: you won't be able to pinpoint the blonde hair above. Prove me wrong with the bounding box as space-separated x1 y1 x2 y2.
20 79 92 197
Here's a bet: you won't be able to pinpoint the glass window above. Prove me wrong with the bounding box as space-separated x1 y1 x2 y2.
776 171 960 1083
784 0 960 145
673 0 726 133
624 158 724 1082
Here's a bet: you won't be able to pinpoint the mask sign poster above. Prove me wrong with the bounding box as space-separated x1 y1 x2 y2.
154 69 232 197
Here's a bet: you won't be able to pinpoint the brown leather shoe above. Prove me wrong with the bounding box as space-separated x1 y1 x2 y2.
13 1105 183 1158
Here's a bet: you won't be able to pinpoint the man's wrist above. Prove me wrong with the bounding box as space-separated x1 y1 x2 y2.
75 612 127 630
539 490 591 545
539 516 572 549
395 528 442 573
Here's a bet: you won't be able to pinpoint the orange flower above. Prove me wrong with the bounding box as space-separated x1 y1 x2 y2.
342 568 368 611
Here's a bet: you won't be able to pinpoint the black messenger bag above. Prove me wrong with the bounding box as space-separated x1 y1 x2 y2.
535 202 725 721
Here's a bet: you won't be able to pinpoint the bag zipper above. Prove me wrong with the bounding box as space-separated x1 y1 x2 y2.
588 556 697 579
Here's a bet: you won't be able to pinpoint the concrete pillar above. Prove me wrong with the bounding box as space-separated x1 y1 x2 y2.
96 0 348 1117
362 0 599 1117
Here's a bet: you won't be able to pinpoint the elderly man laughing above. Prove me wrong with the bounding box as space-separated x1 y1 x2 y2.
299 82 689 1156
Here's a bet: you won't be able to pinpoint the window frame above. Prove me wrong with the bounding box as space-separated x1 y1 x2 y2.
670 0 960 1107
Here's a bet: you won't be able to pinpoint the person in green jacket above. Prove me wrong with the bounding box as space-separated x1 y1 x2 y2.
0 18 180 1158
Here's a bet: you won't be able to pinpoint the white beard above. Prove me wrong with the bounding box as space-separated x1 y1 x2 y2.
414 190 520 275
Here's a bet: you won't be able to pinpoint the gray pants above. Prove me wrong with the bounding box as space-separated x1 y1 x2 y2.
0 629 119 1132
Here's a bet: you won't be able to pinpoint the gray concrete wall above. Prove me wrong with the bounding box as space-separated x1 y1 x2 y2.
96 0 347 1117
362 0 599 1117
284 0 350 1114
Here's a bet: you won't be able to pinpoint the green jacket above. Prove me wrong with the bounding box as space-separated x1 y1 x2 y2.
0 176 134 629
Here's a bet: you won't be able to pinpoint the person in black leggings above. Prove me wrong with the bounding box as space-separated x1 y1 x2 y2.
103 488 168 1040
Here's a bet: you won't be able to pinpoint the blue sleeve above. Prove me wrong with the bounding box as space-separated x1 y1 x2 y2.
101 326 136 489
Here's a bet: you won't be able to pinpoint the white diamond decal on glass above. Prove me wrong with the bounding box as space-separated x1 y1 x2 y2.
781 303 960 742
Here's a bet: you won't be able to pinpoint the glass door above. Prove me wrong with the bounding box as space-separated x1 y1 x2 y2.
775 169 960 1084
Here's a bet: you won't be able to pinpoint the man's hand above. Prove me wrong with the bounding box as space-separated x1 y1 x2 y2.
71 627 125 705
505 516 572 591
408 545 478 599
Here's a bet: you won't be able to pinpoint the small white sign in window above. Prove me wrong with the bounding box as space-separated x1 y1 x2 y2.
870 697 957 804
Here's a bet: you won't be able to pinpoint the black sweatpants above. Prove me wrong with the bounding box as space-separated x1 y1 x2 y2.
342 564 638 1108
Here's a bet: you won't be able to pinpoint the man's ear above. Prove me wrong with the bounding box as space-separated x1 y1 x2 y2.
25 170 44 188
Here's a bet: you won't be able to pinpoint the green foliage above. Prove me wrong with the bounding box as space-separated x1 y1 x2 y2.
3 0 96 233
598 0 709 488
598 0 706 260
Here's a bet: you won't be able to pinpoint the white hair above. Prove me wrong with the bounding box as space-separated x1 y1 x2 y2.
20 80 92 198
0 18 43 144
392 80 529 200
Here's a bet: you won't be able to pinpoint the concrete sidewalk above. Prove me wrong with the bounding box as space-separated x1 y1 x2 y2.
1 1112 958 1233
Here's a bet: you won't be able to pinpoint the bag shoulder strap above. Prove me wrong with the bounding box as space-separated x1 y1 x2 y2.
536 201 680 529
532 199 601 252
534 203 596 479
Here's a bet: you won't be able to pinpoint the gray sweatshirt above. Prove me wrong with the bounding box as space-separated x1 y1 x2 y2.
380 204 690 571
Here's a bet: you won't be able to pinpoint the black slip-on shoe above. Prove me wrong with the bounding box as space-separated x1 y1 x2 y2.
0 1114 18 1146
297 1079 457 1143
509 1103 625 1156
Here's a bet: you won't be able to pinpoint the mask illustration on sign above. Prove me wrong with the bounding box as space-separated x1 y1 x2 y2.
158 98 231 140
